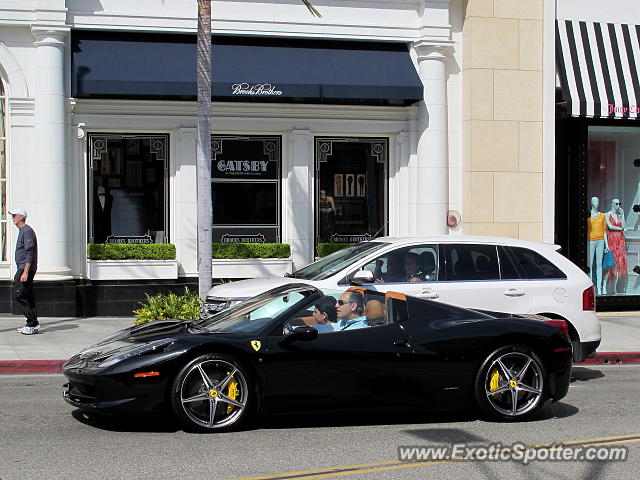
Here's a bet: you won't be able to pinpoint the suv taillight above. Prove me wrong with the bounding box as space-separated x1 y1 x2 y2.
582 286 595 311
543 318 569 338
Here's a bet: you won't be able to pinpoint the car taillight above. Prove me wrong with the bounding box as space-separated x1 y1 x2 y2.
543 318 569 338
582 286 595 311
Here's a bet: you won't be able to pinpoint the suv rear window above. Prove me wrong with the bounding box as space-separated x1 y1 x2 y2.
508 247 567 279
444 244 500 281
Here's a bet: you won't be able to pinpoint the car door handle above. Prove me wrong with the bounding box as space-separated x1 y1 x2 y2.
504 289 526 297
393 338 411 348
421 290 439 299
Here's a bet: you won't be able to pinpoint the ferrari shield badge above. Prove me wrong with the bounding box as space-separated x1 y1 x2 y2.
251 340 262 352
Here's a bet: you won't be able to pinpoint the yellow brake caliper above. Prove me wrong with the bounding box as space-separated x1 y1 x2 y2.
226 372 239 414
489 368 501 396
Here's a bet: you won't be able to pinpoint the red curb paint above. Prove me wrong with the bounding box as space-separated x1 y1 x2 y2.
576 352 640 365
0 360 66 374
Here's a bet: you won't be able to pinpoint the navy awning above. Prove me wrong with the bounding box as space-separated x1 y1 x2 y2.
71 31 423 105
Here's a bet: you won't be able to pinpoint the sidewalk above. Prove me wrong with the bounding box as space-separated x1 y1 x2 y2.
0 314 639 373
0 315 133 373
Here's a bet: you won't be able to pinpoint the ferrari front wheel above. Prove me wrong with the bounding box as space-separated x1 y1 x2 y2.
171 354 251 432
474 345 547 421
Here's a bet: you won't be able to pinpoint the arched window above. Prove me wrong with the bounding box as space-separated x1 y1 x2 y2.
0 80 7 262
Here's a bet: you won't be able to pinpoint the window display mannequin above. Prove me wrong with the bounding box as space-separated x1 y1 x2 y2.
587 196 608 295
93 185 113 243
605 198 627 294
318 189 336 242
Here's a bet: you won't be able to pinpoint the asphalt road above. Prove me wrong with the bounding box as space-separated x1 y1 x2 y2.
1 366 639 480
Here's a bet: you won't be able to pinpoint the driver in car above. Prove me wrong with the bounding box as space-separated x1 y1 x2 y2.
333 291 368 331
374 253 405 283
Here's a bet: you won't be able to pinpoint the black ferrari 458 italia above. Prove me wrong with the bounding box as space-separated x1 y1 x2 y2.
63 284 572 432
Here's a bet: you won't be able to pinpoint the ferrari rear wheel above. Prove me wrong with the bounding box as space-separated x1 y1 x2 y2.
171 354 251 432
474 345 546 421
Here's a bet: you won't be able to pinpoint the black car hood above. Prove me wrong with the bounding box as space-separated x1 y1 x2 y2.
64 320 191 364
68 319 257 366
96 319 193 344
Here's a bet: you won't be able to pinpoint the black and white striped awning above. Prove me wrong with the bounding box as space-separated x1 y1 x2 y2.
556 20 640 119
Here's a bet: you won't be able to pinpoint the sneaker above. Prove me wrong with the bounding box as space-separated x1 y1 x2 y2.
19 325 39 335
17 323 40 333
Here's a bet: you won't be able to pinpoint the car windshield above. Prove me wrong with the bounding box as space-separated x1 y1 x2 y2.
194 286 317 334
290 242 389 281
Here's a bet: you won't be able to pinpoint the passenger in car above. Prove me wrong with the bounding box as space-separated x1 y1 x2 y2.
403 252 424 282
419 252 436 280
312 295 338 333
334 291 368 330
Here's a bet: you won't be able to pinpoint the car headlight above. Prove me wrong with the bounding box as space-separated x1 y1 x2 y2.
97 338 176 368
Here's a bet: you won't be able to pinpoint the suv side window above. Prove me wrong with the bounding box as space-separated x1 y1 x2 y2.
444 244 500 281
508 247 567 279
360 245 439 283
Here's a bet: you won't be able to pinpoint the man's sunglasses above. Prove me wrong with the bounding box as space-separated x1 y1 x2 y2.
337 300 353 306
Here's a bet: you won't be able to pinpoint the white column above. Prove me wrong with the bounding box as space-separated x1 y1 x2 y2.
175 128 198 277
414 41 451 235
286 129 313 269
30 27 71 280
395 131 410 237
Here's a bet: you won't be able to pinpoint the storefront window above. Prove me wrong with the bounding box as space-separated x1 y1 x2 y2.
587 126 640 296
315 137 387 244
0 80 7 261
88 134 168 244
211 136 281 243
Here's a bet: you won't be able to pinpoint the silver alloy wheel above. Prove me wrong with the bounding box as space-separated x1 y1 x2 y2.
484 351 544 417
179 359 248 429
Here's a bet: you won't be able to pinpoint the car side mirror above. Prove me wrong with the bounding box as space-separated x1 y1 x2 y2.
350 269 374 285
279 326 318 347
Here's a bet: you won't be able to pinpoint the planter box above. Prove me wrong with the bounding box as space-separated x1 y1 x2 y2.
87 259 179 281
212 258 293 279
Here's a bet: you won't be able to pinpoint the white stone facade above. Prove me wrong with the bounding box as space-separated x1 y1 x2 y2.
0 0 466 283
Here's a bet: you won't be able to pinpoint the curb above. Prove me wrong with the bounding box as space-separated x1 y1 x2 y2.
576 352 640 365
0 360 66 375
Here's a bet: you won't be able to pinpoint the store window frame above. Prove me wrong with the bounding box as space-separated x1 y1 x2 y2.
556 115 640 310
314 137 389 248
211 135 282 243
87 133 170 244
0 79 7 263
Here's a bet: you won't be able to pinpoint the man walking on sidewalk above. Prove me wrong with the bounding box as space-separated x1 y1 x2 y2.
9 208 39 335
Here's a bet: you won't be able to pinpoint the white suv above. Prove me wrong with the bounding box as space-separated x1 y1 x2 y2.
202 236 600 361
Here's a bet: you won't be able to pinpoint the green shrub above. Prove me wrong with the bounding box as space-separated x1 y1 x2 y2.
211 243 291 259
133 287 202 324
87 243 176 260
316 243 354 257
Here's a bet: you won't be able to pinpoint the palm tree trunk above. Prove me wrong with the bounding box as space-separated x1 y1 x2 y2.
193 0 317 300
196 0 212 299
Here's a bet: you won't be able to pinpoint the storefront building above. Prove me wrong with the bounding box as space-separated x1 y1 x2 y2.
0 1 554 315
555 0 640 310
